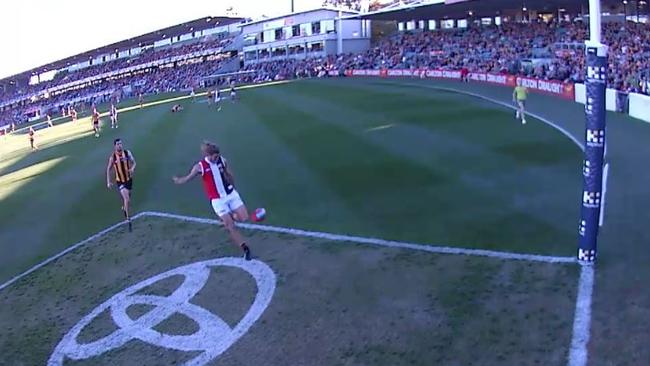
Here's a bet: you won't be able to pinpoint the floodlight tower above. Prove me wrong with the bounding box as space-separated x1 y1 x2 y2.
578 0 608 263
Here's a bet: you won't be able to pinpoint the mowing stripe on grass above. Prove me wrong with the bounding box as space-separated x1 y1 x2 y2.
568 264 595 366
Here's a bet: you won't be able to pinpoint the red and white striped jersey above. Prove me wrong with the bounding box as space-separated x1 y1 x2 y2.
199 156 234 200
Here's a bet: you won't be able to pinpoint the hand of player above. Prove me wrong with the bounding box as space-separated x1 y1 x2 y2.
107 182 113 189
129 168 135 176
172 176 183 184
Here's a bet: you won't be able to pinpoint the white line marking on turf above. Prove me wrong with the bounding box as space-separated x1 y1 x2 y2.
0 209 577 293
568 264 595 366
599 163 610 227
0 209 589 365
0 212 145 292
415 83 595 366
366 124 395 132
143 211 576 264
397 83 585 151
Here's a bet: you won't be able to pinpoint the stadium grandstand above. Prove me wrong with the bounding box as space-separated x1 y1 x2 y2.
0 16 243 132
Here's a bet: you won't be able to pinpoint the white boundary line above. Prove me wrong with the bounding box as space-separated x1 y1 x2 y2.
407 83 596 366
568 264 595 366
388 82 586 151
144 211 576 264
0 210 576 294
412 83 595 366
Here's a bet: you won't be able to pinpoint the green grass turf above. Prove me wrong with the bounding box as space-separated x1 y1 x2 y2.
2 77 650 364
0 78 581 283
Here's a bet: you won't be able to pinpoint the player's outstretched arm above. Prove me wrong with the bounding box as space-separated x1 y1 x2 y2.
106 156 114 189
173 163 201 185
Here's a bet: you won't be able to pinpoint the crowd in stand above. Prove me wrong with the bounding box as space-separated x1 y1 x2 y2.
5 37 233 103
0 58 228 128
207 21 649 96
2 19 650 129
325 21 649 94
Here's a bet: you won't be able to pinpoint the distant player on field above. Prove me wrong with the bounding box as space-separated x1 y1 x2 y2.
28 127 36 150
190 87 196 103
47 114 53 128
214 87 222 111
92 107 100 137
138 93 144 108
110 103 118 129
172 141 252 260
171 104 184 113
106 138 136 231
513 85 528 124
230 82 237 103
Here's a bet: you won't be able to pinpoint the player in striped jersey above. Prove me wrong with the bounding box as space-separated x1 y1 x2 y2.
172 141 252 260
92 108 100 137
28 127 36 150
106 138 137 231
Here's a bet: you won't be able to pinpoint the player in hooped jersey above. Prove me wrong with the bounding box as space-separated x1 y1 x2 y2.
107 138 136 231
172 141 252 260
28 127 36 150
92 107 100 137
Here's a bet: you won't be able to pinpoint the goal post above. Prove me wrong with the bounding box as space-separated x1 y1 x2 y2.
578 0 608 263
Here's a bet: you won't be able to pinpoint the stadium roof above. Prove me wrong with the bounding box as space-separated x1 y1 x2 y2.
346 0 625 21
241 7 358 27
3 16 243 83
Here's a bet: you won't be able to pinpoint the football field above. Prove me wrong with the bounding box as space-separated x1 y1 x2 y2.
1 78 649 365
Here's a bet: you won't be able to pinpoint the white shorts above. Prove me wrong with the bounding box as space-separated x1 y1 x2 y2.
210 190 244 217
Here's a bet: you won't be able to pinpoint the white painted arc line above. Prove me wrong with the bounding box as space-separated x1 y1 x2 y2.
409 83 595 366
411 84 594 366
568 264 595 366
397 83 586 152
142 211 576 264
